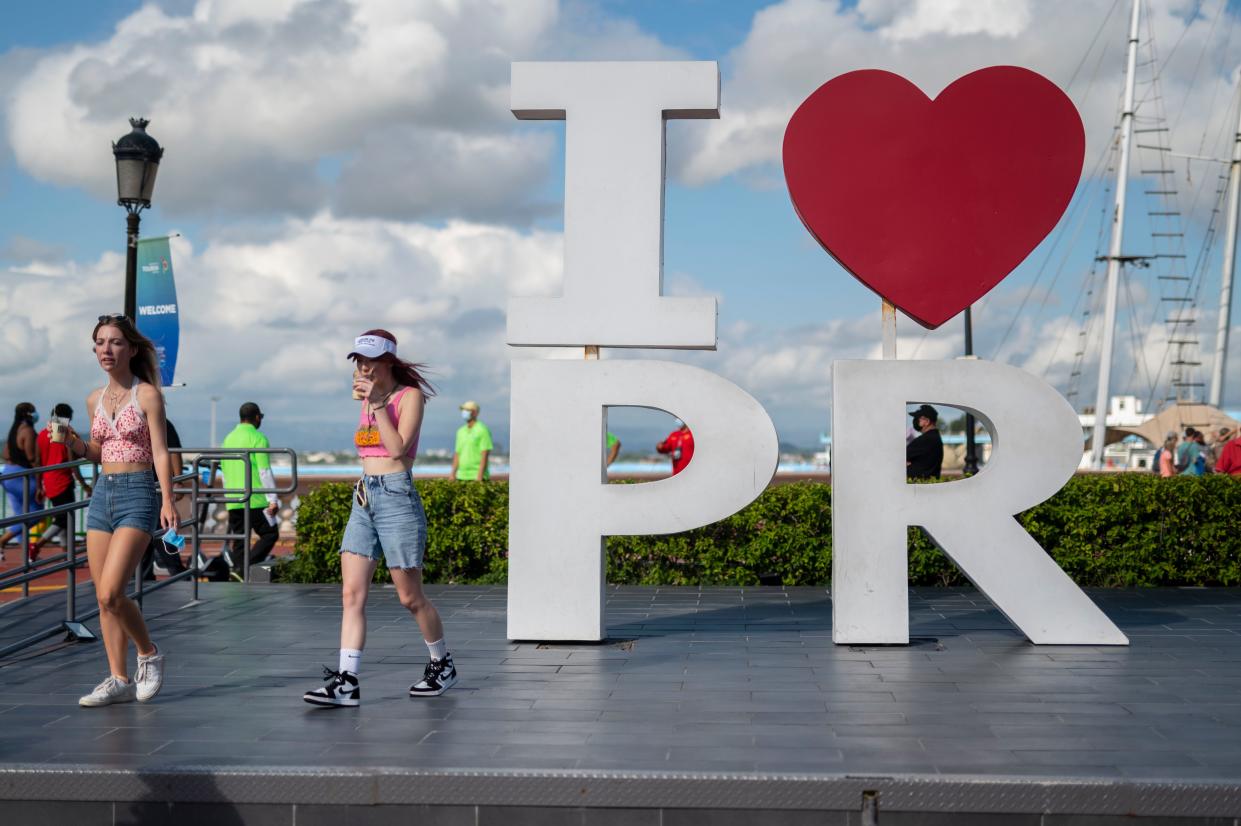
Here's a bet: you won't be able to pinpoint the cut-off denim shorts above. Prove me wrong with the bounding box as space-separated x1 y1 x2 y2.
87 469 159 534
340 471 427 570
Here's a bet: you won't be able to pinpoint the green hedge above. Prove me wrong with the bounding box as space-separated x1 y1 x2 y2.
279 479 509 585
277 475 1241 587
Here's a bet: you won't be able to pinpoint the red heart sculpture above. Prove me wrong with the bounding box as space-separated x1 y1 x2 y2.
783 66 1084 329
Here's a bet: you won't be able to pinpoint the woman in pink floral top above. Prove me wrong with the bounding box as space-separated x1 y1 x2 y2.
66 315 178 708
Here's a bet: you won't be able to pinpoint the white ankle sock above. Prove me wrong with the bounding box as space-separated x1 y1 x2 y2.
426 639 447 661
339 648 362 676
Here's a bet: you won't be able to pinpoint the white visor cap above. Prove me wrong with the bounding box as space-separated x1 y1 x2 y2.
348 335 397 359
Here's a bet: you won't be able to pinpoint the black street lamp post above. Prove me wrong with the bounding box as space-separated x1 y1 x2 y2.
963 305 980 475
112 118 164 321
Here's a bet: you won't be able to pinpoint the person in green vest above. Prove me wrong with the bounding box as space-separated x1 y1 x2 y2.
220 402 280 578
451 400 492 481
606 432 621 467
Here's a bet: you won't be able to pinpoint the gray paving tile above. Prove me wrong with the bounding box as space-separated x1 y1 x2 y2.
296 804 475 826
663 809 846 826
2 582 1241 792
1041 817 1236 825
116 802 293 826
0 800 113 825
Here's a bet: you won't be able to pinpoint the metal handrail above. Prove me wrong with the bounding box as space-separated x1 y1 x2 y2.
178 448 298 585
0 446 299 659
0 460 201 657
0 458 93 601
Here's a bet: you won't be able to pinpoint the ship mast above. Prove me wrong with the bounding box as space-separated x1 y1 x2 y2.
1208 92 1241 409
1089 0 1141 470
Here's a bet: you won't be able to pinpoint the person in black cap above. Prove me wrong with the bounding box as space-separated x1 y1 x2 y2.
906 404 943 479
219 401 280 579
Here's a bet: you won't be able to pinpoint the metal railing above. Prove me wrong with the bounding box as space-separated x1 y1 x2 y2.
180 448 299 585
0 447 298 659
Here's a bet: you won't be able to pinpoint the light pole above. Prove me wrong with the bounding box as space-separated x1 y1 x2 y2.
963 305 979 475
112 118 164 320
210 396 220 447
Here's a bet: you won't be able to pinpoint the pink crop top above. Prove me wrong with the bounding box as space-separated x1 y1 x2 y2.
92 381 153 463
355 387 420 459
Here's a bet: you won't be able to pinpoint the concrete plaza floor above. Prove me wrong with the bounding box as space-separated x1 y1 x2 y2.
2 582 1241 823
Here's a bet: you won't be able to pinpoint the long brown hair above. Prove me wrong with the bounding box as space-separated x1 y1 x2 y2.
353 329 436 398
92 314 162 388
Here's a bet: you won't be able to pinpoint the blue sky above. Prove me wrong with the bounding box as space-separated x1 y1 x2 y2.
1 0 1239 454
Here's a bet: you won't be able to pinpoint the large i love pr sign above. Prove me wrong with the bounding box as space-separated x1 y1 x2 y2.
504 61 1128 647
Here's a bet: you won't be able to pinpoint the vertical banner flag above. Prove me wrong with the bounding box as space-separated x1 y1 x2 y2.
135 236 179 387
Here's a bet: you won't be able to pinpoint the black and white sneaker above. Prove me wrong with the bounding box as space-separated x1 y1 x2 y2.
409 655 457 697
303 667 360 707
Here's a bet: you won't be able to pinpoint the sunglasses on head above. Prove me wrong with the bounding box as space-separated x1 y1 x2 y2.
97 313 131 324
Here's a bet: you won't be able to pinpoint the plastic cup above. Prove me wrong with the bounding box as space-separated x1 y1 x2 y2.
48 419 67 444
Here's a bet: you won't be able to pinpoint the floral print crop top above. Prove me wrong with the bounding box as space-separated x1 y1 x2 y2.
91 380 153 463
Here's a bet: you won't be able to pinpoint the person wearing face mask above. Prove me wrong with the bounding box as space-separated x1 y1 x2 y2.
656 418 694 476
1 401 44 554
906 404 943 479
30 403 92 560
451 400 493 482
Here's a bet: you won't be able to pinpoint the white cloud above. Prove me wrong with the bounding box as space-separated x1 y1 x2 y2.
0 211 563 447
333 127 557 223
5 0 555 218
3 0 1238 450
875 0 1032 42
176 213 563 394
674 0 1241 188
0 251 125 391
3 0 689 222
0 234 68 264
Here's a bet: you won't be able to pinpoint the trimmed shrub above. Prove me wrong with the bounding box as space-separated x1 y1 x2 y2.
279 475 1241 587
280 480 509 585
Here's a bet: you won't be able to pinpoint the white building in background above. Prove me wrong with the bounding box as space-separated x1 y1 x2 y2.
1076 394 1151 431
1076 395 1157 471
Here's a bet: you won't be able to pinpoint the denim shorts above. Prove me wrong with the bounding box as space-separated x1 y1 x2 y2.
340 471 427 570
87 470 159 534
2 465 43 519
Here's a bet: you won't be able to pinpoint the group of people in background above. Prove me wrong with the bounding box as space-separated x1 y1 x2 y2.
1158 426 1240 477
1 401 100 558
6 308 1240 716
0 318 459 710
0 308 705 715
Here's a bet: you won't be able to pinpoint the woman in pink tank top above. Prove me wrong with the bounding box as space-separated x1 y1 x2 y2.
303 329 459 707
65 314 177 708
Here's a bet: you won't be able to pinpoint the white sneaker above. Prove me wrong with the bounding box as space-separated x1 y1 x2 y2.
79 675 137 707
303 667 360 707
135 648 165 702
409 654 458 697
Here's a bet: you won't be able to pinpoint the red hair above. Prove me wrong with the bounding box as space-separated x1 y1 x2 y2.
352 329 436 398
